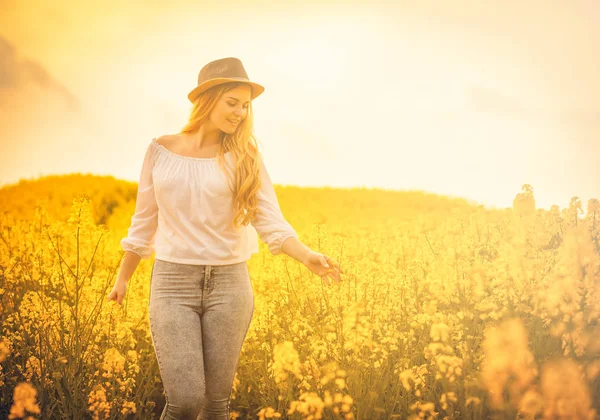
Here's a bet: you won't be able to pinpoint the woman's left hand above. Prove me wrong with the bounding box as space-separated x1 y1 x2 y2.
303 250 343 286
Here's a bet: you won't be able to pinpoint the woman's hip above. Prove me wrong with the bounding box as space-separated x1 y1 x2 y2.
149 258 253 304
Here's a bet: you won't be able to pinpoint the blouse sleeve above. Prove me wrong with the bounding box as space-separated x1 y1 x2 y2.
120 141 159 259
250 156 298 256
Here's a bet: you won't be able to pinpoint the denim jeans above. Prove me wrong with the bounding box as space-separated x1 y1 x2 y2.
149 259 255 420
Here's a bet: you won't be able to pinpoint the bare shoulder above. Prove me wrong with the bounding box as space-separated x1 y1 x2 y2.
155 134 179 148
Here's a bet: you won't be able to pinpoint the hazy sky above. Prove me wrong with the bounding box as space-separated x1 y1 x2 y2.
1 0 598 211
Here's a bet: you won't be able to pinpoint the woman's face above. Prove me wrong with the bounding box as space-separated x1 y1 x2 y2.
211 84 252 134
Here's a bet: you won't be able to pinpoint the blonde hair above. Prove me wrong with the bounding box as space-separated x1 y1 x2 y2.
180 82 263 231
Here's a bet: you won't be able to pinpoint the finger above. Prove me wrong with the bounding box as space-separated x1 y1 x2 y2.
328 273 336 285
326 257 343 274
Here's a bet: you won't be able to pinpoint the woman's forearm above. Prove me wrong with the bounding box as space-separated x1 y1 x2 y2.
116 251 142 283
281 236 311 264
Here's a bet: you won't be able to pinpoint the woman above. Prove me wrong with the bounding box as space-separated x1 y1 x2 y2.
107 57 343 420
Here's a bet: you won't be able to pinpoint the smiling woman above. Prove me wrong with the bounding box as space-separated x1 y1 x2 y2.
111 56 341 420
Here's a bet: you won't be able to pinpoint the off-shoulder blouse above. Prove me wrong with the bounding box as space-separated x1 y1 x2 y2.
120 137 299 265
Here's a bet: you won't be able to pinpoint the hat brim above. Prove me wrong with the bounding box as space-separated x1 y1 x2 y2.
188 78 265 103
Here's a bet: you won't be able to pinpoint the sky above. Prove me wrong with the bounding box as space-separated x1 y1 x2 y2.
0 0 598 211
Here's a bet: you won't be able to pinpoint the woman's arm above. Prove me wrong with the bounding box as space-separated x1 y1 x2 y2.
250 156 300 256
109 141 159 305
281 236 311 265
116 251 142 284
119 141 159 264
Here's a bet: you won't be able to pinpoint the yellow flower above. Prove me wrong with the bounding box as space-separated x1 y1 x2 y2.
9 383 41 419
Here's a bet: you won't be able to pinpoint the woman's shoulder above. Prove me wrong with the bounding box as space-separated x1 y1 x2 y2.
147 135 176 165
154 134 177 148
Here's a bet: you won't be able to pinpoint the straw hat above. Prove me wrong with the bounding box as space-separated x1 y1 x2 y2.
187 57 265 103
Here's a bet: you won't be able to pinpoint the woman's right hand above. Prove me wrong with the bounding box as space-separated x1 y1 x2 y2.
107 280 127 306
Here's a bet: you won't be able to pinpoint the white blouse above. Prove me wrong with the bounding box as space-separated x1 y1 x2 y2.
120 137 299 265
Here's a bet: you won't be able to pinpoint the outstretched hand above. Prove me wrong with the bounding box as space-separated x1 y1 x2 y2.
303 250 343 286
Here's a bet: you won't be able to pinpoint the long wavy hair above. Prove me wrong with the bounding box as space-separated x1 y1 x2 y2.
179 81 263 231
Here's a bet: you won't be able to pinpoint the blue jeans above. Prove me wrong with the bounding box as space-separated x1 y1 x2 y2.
149 259 255 420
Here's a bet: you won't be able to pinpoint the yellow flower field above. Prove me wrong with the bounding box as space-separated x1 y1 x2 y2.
0 176 599 419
